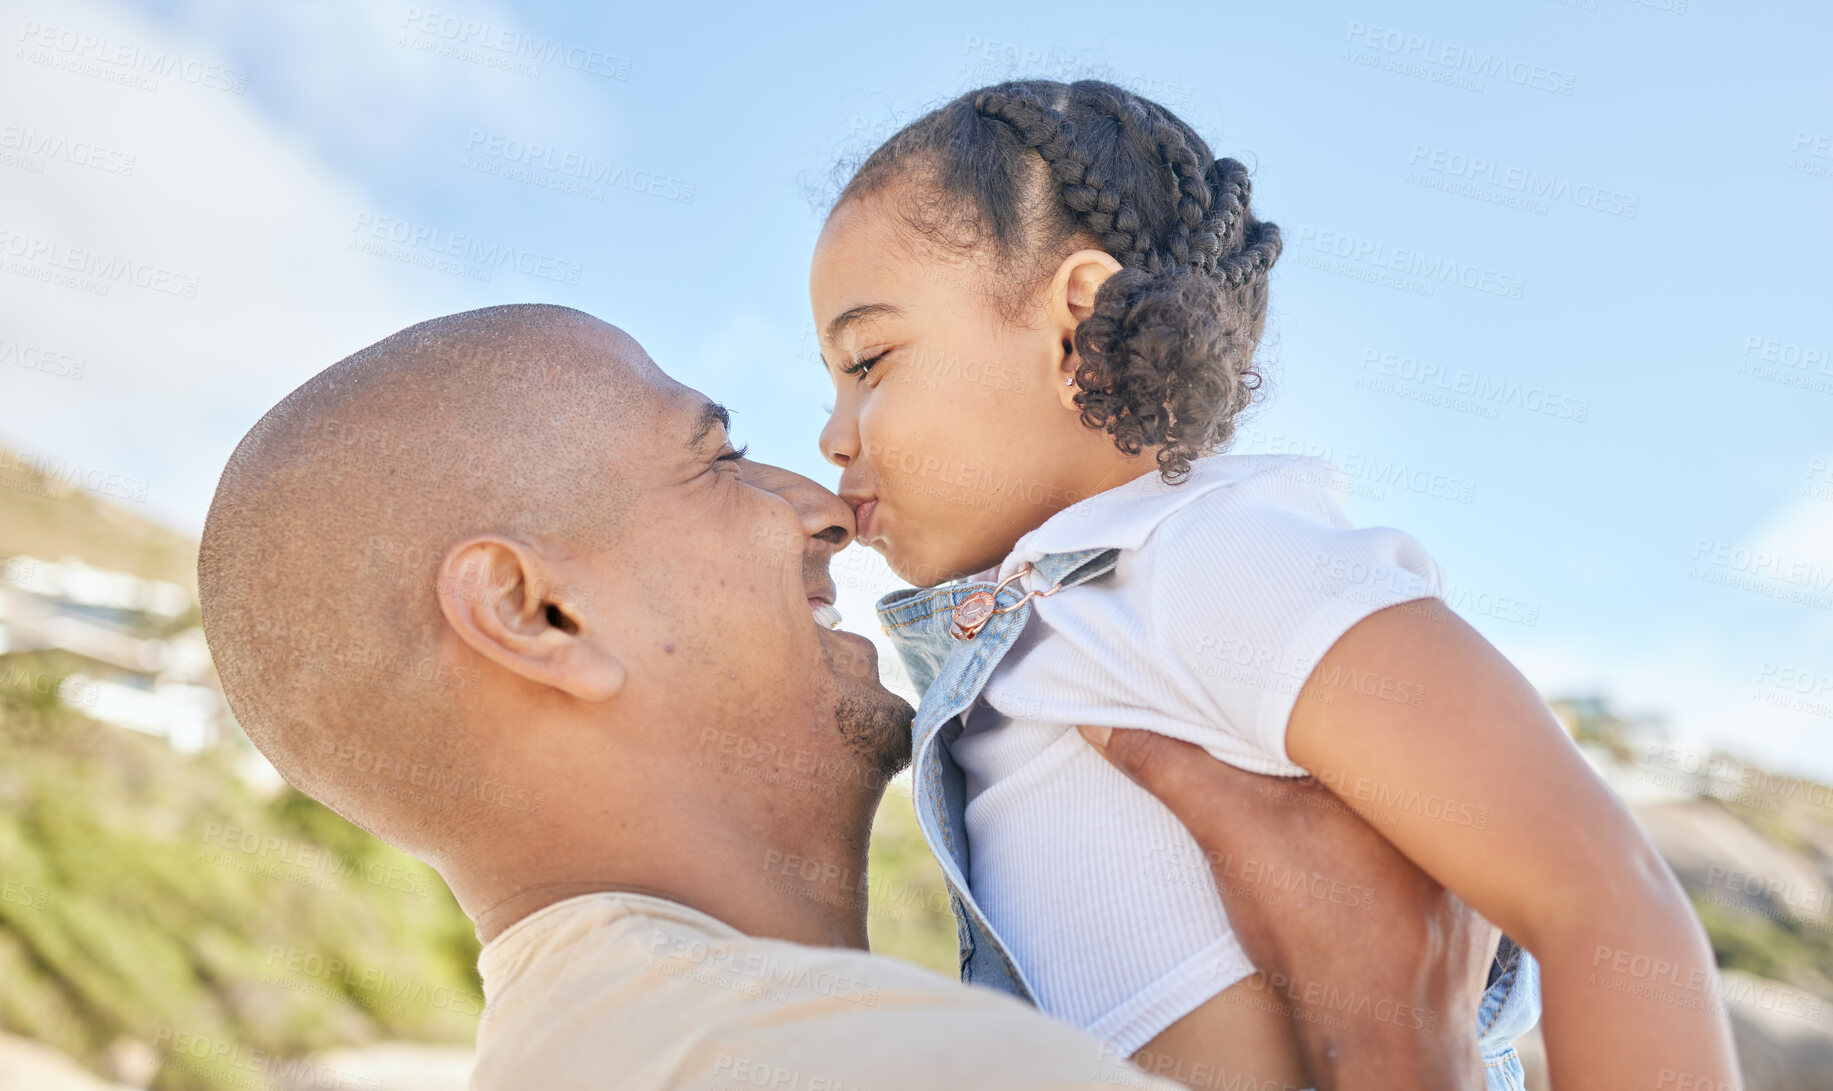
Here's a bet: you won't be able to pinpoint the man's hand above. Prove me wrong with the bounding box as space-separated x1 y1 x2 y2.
1079 725 1494 1091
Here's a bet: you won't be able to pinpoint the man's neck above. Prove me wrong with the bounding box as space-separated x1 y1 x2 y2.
453 765 887 951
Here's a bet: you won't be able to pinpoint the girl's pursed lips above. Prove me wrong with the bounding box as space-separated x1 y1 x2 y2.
843 495 879 545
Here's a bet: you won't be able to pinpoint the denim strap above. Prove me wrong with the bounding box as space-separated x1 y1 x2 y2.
878 548 1120 998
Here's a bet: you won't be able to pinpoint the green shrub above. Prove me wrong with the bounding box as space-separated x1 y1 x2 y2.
0 665 481 1090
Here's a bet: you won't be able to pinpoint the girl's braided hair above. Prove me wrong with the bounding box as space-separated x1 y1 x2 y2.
839 79 1280 483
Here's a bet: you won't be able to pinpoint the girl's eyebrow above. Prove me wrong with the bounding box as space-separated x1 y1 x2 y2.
824 303 904 344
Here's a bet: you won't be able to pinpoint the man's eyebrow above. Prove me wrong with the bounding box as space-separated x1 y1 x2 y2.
824 303 905 345
688 401 731 451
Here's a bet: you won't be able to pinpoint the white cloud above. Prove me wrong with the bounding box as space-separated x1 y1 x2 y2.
159 0 628 173
1750 490 1833 575
0 0 616 534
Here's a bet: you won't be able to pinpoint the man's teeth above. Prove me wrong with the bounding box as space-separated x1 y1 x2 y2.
812 602 843 630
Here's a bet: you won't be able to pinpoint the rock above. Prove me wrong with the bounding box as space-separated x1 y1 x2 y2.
1508 971 1833 1090
1634 800 1831 926
271 1042 473 1091
1724 970 1833 1091
0 1031 139 1090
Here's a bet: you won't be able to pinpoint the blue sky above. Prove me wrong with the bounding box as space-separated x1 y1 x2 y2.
3 0 1830 776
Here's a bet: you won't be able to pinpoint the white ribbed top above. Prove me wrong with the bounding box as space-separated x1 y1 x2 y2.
954 454 1442 1053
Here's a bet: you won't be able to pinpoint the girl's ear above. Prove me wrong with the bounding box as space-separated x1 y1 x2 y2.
1047 249 1123 408
1053 249 1123 323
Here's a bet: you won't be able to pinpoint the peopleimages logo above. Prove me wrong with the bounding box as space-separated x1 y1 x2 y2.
1407 144 1638 218
1691 540 1833 596
0 338 86 381
399 8 632 80
1342 21 1577 96
14 20 249 94
0 450 148 502
1791 130 1831 181
0 123 136 176
1357 347 1590 422
1236 431 1479 505
1289 225 1526 301
462 131 695 204
348 213 583 285
0 227 200 299
153 1028 381 1090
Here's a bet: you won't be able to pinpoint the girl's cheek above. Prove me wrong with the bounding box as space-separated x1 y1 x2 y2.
858 385 922 467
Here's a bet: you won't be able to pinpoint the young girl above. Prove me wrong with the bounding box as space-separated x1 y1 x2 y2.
810 80 1738 1090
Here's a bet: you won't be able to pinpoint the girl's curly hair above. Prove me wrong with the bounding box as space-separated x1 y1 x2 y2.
838 79 1281 483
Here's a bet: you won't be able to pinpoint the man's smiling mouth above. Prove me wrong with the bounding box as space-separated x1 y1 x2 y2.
809 596 842 630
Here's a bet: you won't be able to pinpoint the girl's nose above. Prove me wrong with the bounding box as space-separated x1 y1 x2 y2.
819 406 857 469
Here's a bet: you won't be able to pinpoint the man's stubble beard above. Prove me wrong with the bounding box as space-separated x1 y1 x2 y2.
834 690 915 784
818 642 915 785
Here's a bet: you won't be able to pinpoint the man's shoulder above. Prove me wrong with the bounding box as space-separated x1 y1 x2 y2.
471 893 1178 1090
472 894 957 1069
479 891 946 1010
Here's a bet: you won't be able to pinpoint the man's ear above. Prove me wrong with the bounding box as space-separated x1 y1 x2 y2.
1046 249 1123 409
435 537 625 702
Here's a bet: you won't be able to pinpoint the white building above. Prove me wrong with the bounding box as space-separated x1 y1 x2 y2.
0 554 227 753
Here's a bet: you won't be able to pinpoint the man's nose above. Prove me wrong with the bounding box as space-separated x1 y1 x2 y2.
743 461 855 552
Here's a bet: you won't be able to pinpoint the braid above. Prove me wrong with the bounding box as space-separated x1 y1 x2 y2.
1205 159 1253 252
1133 97 1217 275
1216 219 1283 287
973 85 1157 269
839 78 1281 483
969 87 1076 172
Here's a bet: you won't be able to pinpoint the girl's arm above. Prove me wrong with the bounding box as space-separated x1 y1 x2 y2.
1284 598 1740 1090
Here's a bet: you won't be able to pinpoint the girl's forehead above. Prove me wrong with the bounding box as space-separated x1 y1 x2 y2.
812 201 922 303
817 193 985 292
816 194 901 261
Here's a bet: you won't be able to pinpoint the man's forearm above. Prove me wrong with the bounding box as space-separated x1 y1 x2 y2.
1079 727 1491 1091
1308 1034 1484 1091
1272 945 1485 1091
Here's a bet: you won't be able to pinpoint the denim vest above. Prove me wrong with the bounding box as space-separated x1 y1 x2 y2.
877 547 1543 1090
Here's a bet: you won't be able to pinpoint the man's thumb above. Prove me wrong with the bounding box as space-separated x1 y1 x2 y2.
1077 725 1218 819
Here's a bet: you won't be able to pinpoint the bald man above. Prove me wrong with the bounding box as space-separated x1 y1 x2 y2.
198 306 1485 1090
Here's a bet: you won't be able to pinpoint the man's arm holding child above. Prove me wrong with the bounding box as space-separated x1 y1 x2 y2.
1081 724 1492 1091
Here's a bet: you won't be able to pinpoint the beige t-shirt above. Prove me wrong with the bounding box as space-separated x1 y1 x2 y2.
472 892 1180 1090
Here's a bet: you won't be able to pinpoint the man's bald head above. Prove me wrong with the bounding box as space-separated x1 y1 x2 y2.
199 305 663 846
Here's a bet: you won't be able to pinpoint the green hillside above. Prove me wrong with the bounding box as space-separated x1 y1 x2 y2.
0 442 491 1085
1672 791 1833 1001
0 669 482 1090
0 447 198 591
864 784 955 977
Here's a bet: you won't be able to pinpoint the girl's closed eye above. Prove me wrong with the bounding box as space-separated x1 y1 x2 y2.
839 350 888 381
